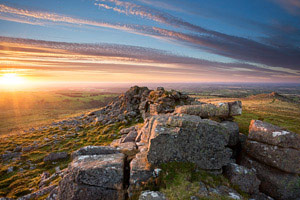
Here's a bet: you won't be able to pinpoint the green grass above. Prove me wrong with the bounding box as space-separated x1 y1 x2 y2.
0 117 142 198
0 90 118 135
130 162 249 200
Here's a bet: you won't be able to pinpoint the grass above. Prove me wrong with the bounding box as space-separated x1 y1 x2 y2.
130 162 249 200
0 116 141 198
0 90 118 135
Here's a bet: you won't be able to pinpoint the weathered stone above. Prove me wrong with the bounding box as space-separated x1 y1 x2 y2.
228 101 242 116
208 186 242 199
250 192 274 200
140 115 232 170
57 153 125 200
18 185 57 200
138 191 166 200
71 146 119 159
224 163 260 194
70 153 124 189
39 172 50 188
238 133 247 146
174 101 241 118
120 126 136 135
198 181 209 196
174 104 217 117
215 102 230 116
14 146 22 152
58 173 122 200
241 155 300 200
244 140 300 174
121 130 138 143
45 186 58 200
0 152 21 162
221 121 240 146
116 142 137 156
129 152 153 186
43 152 68 162
22 145 38 152
248 120 300 149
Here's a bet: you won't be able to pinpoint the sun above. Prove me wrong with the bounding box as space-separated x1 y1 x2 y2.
0 73 26 87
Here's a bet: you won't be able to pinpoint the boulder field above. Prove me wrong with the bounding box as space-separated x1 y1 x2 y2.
10 86 299 200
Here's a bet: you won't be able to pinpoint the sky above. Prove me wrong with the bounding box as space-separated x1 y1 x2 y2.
0 0 300 86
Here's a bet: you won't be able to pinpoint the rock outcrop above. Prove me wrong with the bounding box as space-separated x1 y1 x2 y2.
241 120 300 200
88 86 194 125
137 114 233 170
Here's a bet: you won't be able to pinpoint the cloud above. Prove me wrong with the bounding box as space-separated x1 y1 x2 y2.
1 3 300 74
0 36 299 83
94 0 300 71
270 0 300 15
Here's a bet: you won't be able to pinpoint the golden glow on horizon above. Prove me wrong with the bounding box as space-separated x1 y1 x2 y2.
0 73 26 88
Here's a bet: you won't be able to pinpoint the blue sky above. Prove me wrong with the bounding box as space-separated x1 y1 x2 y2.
0 0 299 83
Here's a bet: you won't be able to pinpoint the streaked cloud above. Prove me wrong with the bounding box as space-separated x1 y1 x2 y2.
94 0 300 71
0 36 299 83
0 2 299 83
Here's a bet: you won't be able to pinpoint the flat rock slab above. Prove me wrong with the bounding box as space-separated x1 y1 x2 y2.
174 101 242 118
248 120 300 149
69 153 125 190
245 140 300 174
140 115 232 170
241 155 300 200
71 146 119 159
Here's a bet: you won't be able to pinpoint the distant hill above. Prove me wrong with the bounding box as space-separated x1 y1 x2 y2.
247 92 300 104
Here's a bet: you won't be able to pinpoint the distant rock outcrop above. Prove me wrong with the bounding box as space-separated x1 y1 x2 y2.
88 86 194 125
241 120 300 200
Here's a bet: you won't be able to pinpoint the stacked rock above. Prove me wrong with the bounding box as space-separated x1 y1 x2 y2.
241 120 300 200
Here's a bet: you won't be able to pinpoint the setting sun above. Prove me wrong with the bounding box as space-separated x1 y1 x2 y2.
0 73 26 87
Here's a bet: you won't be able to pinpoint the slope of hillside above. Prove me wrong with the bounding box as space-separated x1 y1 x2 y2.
0 91 118 135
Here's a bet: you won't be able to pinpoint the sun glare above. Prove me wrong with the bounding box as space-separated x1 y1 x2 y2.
0 73 26 87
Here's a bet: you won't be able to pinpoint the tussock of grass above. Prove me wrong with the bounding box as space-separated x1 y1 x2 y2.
130 162 249 200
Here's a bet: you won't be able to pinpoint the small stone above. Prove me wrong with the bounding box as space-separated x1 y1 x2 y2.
139 191 166 200
7 166 14 173
43 152 68 162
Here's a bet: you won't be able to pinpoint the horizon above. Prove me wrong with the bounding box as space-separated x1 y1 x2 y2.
0 0 300 89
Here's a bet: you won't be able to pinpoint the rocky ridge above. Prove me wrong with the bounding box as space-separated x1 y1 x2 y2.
1 86 299 200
